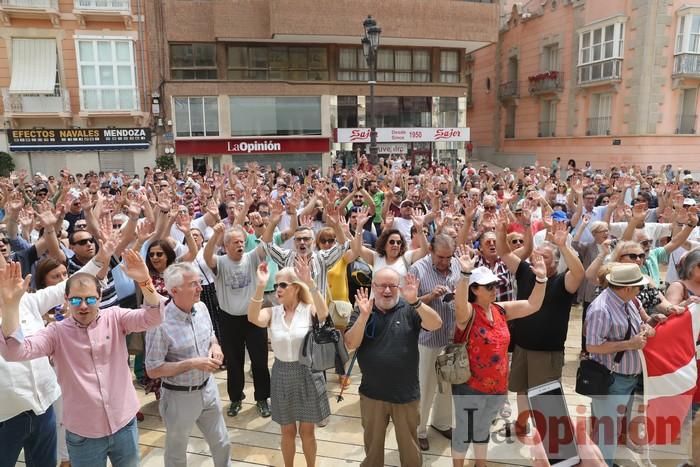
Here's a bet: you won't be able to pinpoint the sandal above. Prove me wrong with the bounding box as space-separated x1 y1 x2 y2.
499 400 512 419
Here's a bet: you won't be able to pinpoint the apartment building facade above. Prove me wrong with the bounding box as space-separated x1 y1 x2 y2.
0 0 153 175
144 0 499 173
469 0 700 170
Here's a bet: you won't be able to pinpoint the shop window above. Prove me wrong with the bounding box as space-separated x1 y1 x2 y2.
76 39 138 110
438 97 458 127
174 97 219 137
227 45 328 81
373 96 432 127
230 96 322 136
170 43 218 80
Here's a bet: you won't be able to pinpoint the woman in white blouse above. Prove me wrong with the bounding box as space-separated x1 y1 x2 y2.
248 257 330 467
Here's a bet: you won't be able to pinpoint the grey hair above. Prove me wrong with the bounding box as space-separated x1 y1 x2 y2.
112 213 128 224
164 262 200 294
223 225 247 244
678 247 700 280
431 233 456 252
537 241 561 262
589 221 608 235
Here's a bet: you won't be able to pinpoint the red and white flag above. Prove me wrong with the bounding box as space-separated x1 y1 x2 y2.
641 303 700 445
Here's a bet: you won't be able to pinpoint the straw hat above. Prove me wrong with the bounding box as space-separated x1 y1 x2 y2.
605 264 649 287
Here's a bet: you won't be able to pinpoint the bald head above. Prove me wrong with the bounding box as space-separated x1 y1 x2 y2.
372 268 401 311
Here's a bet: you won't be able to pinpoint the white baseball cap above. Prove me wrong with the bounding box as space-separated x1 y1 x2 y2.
683 198 697 207
469 266 500 286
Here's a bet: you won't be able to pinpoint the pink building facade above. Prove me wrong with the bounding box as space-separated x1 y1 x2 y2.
469 0 700 171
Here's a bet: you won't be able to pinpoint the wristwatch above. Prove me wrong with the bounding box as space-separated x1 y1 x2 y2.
409 299 423 309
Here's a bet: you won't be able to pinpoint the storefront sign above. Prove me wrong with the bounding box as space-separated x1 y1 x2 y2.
8 128 151 151
336 127 470 143
175 137 331 155
375 143 408 154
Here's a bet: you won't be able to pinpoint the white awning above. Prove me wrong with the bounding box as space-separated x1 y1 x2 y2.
9 38 57 94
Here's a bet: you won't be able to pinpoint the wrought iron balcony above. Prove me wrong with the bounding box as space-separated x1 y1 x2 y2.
586 116 611 136
676 114 697 134
74 0 129 10
578 59 622 86
528 71 563 95
2 87 70 115
673 53 700 77
498 80 519 100
538 120 556 137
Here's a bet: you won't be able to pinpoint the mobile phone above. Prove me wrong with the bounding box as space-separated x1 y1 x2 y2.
527 381 580 467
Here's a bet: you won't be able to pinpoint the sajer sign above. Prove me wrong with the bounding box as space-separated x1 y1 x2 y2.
336 127 470 143
8 128 151 151
175 137 331 155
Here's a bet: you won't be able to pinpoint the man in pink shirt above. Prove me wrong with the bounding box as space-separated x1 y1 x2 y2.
0 250 165 467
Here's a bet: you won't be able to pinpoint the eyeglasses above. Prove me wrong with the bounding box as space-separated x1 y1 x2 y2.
149 251 165 258
388 239 402 246
273 282 289 290
639 240 651 247
510 238 524 245
622 253 646 261
73 238 95 246
295 237 312 243
320 238 336 244
373 283 399 291
68 296 98 307
480 283 498 291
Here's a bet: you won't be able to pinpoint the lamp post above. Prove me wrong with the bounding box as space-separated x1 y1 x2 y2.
362 15 381 165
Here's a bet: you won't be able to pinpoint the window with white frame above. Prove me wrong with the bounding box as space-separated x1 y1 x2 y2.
578 22 625 83
543 43 559 71
588 93 612 135
174 97 219 137
675 15 700 54
539 100 557 137
76 39 138 111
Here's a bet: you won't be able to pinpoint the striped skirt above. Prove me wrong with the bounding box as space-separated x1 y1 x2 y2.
271 359 330 425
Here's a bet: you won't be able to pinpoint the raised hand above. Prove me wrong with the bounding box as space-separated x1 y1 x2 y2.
212 222 226 237
121 249 151 283
530 253 547 280
355 287 373 317
0 262 30 307
403 273 420 303
300 214 314 228
95 230 119 265
551 223 568 247
175 211 192 234
456 244 478 273
256 262 269 287
294 255 314 287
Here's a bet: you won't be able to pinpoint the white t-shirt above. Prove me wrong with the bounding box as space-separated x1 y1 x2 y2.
373 250 414 282
269 303 312 362
393 217 413 243
214 251 261 316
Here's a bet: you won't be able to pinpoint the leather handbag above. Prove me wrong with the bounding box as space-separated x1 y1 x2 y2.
575 311 632 397
435 309 476 393
328 300 353 329
299 314 350 373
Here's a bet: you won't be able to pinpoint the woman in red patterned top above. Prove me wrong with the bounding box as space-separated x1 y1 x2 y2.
451 248 548 467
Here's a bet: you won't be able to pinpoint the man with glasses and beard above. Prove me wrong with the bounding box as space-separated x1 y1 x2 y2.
345 268 443 467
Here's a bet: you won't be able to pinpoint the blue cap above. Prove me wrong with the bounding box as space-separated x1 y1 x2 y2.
552 210 568 222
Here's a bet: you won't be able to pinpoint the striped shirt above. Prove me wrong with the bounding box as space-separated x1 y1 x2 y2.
67 256 119 309
264 241 348 301
585 288 643 376
475 256 515 302
145 301 214 387
409 255 460 348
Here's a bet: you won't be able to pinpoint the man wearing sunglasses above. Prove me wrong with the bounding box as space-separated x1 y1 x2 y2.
407 235 462 451
0 250 166 467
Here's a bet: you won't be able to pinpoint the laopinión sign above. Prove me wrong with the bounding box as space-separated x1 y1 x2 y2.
7 128 151 151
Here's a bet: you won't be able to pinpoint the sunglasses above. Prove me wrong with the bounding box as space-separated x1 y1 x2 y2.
622 253 646 261
511 238 524 245
484 206 497 212
74 224 88 230
112 223 123 229
149 251 165 258
320 238 336 244
68 296 98 307
73 238 95 246
273 282 290 290
388 239 403 246
0 238 9 245
480 283 498 291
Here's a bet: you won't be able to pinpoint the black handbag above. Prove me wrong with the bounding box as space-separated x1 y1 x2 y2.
299 314 350 373
575 311 632 397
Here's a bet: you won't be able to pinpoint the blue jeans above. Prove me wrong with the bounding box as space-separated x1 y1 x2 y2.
66 417 139 467
591 373 640 467
0 405 57 467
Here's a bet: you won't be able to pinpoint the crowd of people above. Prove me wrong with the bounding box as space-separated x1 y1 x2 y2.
1 155 700 467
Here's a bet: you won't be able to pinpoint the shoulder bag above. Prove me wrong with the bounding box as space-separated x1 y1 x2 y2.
435 305 478 393
299 313 350 373
326 284 353 330
575 310 631 397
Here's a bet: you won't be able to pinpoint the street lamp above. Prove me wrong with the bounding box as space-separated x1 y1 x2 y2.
362 15 381 164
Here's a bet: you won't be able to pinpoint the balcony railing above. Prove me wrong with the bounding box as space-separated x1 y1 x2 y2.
538 120 556 137
586 116 611 136
578 58 622 85
74 0 129 10
676 114 697 134
498 81 519 100
2 87 70 114
0 0 57 8
673 53 700 77
528 71 563 94
504 123 515 139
